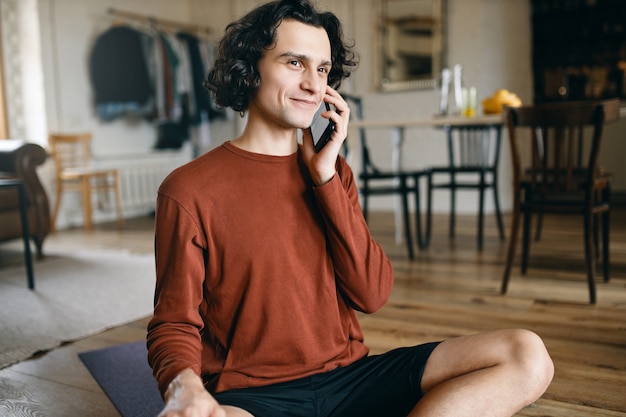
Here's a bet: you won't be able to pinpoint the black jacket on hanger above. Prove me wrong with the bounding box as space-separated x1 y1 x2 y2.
89 26 153 110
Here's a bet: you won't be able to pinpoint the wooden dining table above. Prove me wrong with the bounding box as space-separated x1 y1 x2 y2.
349 113 504 169
348 113 505 244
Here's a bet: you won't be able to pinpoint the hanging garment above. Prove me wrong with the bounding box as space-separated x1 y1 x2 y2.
159 33 183 121
89 25 154 120
176 32 225 124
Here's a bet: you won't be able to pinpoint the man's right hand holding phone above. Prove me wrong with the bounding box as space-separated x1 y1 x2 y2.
301 86 351 186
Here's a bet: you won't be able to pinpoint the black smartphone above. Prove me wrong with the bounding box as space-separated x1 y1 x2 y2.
309 101 335 152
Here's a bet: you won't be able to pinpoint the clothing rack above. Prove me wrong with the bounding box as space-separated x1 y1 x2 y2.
107 7 212 35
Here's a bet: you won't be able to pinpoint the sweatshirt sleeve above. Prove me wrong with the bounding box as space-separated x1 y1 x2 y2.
312 158 394 313
147 192 207 397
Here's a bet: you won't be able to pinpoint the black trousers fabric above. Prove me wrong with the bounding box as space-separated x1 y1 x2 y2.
214 342 440 417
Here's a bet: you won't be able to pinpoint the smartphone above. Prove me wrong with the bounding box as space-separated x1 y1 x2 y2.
309 101 335 152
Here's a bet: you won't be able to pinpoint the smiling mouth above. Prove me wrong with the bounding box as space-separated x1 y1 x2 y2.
293 97 319 107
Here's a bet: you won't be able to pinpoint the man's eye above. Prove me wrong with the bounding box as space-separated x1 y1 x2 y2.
290 60 301 67
318 67 329 74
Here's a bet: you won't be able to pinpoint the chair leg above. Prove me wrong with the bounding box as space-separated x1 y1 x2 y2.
424 173 434 247
400 176 414 260
416 173 431 248
602 209 610 283
16 182 35 290
33 236 45 260
113 172 124 229
592 209 599 260
521 209 531 275
81 176 93 231
534 195 545 242
477 172 486 251
492 173 505 241
501 193 522 295
534 212 544 241
50 182 64 233
425 173 432 247
449 177 456 239
583 209 597 304
602 187 611 283
413 175 424 249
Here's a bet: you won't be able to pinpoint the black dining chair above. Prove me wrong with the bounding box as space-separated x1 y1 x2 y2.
342 93 431 259
426 123 505 250
501 99 620 304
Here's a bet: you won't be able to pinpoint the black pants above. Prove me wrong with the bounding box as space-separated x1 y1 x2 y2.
214 342 440 417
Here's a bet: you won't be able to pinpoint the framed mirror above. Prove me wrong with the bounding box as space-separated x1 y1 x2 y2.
377 0 446 92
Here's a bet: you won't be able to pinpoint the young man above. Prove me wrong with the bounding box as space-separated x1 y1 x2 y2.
147 1 554 416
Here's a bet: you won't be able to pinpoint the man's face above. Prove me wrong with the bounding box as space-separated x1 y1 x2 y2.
250 19 332 131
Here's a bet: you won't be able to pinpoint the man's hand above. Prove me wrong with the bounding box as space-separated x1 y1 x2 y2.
301 86 350 186
158 369 226 417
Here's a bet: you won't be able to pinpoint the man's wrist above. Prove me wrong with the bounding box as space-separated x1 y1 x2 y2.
313 170 336 187
164 368 204 401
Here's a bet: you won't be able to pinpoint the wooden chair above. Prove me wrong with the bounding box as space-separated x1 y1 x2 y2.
49 132 124 231
426 124 505 250
500 99 620 304
342 93 431 259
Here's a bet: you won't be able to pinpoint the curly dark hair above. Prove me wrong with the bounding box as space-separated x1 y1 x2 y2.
204 0 358 113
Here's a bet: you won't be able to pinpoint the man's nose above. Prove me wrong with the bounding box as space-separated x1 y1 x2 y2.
301 71 323 93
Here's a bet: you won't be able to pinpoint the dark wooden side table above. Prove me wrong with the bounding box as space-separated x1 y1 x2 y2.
0 178 35 289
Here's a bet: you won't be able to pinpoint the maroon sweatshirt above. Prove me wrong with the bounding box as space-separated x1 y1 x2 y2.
147 142 394 396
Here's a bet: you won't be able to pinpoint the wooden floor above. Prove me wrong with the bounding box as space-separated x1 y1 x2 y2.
0 209 625 417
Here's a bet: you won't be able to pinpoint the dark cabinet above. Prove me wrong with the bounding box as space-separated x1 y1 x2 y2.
532 0 626 103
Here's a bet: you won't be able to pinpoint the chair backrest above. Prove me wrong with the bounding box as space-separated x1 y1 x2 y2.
48 132 93 174
341 93 378 174
505 99 620 195
444 124 502 170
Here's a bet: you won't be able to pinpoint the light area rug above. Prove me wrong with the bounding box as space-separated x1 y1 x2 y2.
0 249 155 370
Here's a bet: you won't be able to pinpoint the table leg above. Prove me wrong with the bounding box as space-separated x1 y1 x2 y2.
16 181 35 289
391 127 405 245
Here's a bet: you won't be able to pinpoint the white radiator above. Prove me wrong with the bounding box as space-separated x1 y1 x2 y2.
95 147 193 217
